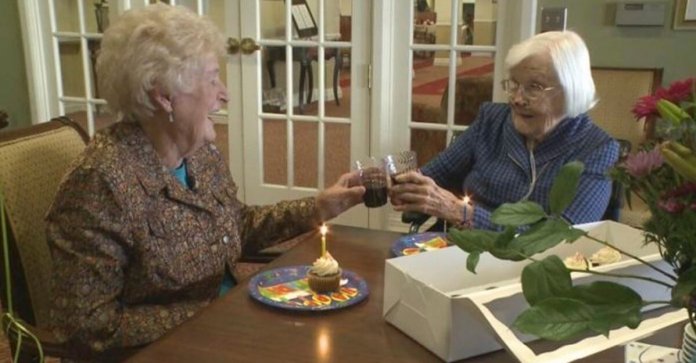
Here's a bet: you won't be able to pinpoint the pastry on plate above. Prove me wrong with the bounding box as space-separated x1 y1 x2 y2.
307 252 342 293
590 246 622 266
563 252 589 270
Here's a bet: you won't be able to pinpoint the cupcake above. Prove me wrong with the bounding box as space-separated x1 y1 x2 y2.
307 252 342 293
590 246 622 266
563 252 589 270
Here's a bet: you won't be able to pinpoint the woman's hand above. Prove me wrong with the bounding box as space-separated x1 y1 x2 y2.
389 171 467 224
316 170 366 221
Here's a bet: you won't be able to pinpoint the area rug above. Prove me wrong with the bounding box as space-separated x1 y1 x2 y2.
338 57 482 89
412 61 493 95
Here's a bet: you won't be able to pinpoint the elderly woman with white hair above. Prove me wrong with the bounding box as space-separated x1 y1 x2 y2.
390 30 619 230
45 3 364 360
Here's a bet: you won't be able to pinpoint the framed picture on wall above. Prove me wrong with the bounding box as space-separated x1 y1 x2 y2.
673 0 696 30
291 0 318 38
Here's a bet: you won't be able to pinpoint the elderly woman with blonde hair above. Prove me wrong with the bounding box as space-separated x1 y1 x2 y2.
46 3 364 360
391 30 619 231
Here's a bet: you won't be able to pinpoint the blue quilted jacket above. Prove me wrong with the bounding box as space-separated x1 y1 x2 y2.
421 102 619 230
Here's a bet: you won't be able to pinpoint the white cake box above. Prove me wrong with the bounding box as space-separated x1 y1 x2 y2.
383 221 686 362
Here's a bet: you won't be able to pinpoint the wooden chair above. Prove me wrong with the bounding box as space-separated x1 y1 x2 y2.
0 117 89 361
265 47 342 113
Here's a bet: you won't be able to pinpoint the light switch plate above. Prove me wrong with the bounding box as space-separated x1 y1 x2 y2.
540 7 567 32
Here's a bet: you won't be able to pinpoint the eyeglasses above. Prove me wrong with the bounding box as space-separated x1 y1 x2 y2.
501 79 555 101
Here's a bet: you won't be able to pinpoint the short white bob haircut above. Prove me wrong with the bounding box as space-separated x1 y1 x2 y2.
504 30 596 118
97 3 225 121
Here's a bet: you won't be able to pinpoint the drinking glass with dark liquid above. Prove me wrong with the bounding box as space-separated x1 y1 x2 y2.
355 157 388 208
384 150 418 186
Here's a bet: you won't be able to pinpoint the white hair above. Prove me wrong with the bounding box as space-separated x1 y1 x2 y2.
504 30 596 118
96 3 225 121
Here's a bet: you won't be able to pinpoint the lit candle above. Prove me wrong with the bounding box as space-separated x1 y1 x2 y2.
320 224 328 257
462 195 472 225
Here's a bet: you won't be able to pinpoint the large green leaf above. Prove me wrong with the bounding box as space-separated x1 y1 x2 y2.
466 252 480 273
449 227 526 261
571 281 643 307
490 201 546 226
549 161 584 215
514 285 644 341
494 226 516 249
488 246 526 261
521 256 572 305
488 227 525 261
514 219 585 257
514 298 594 341
570 282 643 335
448 228 496 253
671 266 696 307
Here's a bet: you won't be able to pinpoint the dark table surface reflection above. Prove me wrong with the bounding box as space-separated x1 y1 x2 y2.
126 225 683 363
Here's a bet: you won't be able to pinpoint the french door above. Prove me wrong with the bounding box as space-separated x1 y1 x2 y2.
21 0 535 231
22 0 374 228
386 0 535 230
236 0 373 227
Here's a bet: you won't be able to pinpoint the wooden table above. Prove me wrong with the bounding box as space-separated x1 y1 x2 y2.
126 225 683 363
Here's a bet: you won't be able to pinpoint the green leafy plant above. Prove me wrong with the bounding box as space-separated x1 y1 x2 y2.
449 162 660 340
449 77 696 341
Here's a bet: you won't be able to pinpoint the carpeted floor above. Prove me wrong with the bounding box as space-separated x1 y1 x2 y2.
412 60 494 95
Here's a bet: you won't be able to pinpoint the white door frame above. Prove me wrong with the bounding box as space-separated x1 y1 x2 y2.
19 0 58 124
225 0 247 202
238 0 373 228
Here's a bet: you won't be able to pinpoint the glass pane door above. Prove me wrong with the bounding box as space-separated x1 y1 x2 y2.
50 0 115 136
240 0 372 227
409 0 497 166
387 0 518 232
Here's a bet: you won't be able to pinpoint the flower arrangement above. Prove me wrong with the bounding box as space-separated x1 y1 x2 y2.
448 77 696 341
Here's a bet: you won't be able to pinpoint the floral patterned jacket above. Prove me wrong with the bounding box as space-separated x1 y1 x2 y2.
46 121 320 357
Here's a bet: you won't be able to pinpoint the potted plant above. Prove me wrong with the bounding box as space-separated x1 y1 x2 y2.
448 78 696 345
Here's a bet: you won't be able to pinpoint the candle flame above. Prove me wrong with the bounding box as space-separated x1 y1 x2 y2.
462 195 471 204
320 224 328 236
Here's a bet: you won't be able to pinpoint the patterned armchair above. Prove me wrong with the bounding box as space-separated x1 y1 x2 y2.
0 117 88 361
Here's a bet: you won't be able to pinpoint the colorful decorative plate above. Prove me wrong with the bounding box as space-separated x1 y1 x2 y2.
248 265 369 311
391 232 450 257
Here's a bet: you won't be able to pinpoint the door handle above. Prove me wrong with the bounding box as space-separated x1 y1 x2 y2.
227 38 240 55
240 38 261 55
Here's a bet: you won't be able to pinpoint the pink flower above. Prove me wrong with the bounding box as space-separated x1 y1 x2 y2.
663 78 694 103
658 198 685 214
632 78 694 120
632 94 659 119
621 147 664 177
664 182 696 198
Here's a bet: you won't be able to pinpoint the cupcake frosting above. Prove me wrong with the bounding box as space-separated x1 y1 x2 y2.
590 246 622 265
311 252 340 276
563 252 589 270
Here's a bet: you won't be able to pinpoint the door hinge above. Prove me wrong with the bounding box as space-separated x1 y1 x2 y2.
367 64 373 90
